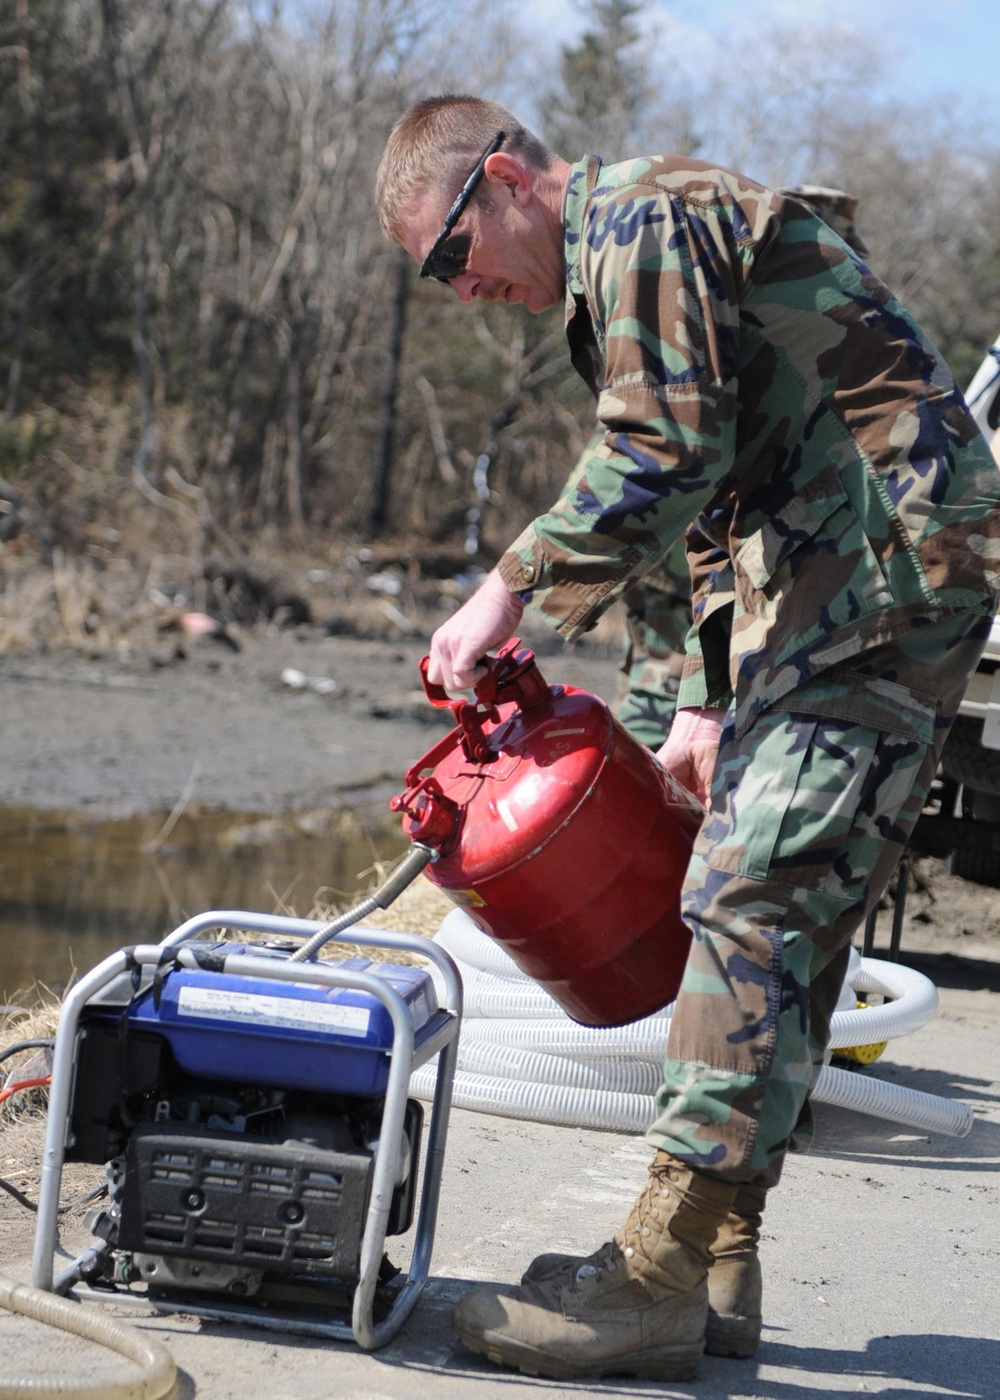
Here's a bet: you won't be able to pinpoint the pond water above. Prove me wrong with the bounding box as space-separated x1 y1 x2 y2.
0 803 409 1005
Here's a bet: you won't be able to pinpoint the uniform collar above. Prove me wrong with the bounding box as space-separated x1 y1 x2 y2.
562 155 604 396
563 154 602 307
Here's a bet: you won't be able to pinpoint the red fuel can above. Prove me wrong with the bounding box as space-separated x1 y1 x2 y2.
390 641 701 1028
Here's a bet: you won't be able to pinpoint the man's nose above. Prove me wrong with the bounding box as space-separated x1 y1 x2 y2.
450 273 481 303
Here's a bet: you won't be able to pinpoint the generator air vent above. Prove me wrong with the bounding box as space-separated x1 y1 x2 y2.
118 1124 372 1280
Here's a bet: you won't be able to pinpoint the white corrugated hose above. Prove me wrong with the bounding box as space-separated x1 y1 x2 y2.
411 908 973 1139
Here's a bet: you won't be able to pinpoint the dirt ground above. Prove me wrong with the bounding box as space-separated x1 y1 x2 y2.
3 617 999 944
3 621 998 1035
2 617 999 978
0 614 629 815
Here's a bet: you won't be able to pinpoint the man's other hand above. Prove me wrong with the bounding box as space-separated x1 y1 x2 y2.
654 706 726 809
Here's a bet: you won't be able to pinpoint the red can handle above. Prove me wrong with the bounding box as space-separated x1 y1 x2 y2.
394 639 549 810
417 656 464 713
417 638 549 712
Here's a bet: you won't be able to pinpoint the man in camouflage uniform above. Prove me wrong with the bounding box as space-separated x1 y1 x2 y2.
615 188 871 752
376 96 1000 1382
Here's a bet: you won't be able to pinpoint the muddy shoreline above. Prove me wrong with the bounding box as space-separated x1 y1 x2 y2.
3 625 999 972
0 628 625 997
2 628 623 818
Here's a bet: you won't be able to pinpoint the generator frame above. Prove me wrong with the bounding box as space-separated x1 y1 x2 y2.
31 909 463 1351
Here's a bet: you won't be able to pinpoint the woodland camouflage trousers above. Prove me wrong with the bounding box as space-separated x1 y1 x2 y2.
646 610 994 1185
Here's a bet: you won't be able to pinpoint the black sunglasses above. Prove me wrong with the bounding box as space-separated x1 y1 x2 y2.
418 131 506 282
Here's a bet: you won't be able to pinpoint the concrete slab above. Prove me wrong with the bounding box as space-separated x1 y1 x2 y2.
4 966 999 1399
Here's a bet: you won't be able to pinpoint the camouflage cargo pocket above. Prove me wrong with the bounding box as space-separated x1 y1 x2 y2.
703 709 928 902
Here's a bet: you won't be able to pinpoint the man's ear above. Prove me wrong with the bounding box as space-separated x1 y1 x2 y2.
483 150 532 205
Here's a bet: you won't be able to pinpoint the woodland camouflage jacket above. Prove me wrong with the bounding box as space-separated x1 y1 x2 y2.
497 154 1000 738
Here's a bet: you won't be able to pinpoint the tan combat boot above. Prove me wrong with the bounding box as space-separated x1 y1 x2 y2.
450 1152 738 1381
521 1178 766 1359
703 1180 765 1357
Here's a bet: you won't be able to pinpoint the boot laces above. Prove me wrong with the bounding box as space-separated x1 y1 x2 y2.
567 1240 625 1291
620 1162 676 1262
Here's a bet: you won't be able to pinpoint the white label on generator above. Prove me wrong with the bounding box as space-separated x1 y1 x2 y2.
176 985 371 1037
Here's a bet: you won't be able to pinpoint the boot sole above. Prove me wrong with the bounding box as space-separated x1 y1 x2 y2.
704 1313 761 1358
453 1322 703 1381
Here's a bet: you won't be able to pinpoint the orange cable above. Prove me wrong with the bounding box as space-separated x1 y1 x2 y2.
0 1075 51 1105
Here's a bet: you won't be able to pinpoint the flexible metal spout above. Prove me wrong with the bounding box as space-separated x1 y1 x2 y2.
288 842 437 962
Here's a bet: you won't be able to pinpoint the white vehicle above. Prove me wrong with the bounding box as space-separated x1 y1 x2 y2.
923 337 1000 884
965 335 1000 452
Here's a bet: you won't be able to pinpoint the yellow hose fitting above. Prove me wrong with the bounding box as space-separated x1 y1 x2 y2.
836 1000 889 1064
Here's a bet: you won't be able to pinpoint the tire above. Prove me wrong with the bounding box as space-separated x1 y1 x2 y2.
948 846 1000 889
940 716 1000 797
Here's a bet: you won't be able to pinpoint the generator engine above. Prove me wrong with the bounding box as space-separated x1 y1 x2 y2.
61 939 447 1321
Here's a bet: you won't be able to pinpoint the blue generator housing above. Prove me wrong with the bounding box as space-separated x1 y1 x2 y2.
109 946 442 1096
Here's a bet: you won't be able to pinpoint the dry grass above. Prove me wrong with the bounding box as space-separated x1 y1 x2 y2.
0 1000 61 1043
0 989 62 1126
0 387 630 659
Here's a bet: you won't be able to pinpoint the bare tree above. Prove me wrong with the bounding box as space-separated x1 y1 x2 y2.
99 0 231 515
1 0 996 609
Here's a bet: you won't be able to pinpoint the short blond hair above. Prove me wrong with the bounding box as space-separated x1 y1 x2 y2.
374 94 553 242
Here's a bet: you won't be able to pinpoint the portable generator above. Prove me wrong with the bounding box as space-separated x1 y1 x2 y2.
32 910 462 1350
33 640 697 1350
